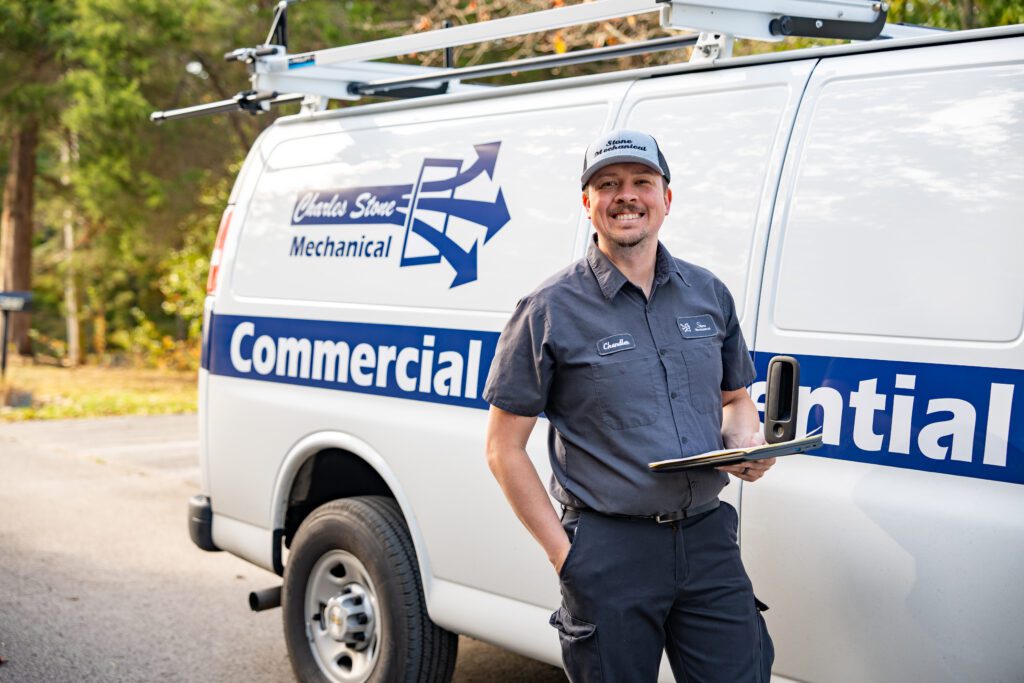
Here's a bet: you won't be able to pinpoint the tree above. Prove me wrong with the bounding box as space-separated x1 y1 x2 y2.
0 0 72 354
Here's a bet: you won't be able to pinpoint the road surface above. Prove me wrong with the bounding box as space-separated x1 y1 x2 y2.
0 414 566 683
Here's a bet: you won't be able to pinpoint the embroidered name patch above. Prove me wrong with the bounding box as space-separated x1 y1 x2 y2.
596 333 636 356
677 315 717 339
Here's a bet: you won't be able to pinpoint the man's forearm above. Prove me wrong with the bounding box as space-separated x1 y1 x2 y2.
718 388 775 482
721 389 762 449
487 445 569 569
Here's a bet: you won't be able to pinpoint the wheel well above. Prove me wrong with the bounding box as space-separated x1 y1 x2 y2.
284 448 394 547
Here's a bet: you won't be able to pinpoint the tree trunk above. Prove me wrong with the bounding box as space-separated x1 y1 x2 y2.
63 217 80 365
0 118 40 356
61 130 81 366
959 0 976 29
92 311 107 358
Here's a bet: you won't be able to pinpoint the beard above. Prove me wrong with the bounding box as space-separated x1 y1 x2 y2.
610 227 649 249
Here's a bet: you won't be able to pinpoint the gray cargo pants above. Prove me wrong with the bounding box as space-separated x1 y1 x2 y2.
550 502 773 683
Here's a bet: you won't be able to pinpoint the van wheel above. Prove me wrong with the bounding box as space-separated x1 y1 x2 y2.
283 496 458 683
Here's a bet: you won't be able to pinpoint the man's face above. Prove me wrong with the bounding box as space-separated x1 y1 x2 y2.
582 163 672 251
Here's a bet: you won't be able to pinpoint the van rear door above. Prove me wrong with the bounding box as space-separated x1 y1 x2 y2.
747 36 1024 682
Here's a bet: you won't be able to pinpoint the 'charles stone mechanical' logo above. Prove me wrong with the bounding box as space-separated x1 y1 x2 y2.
288 141 510 288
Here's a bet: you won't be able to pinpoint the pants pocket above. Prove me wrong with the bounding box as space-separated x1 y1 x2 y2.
558 509 585 580
754 598 775 683
550 606 604 683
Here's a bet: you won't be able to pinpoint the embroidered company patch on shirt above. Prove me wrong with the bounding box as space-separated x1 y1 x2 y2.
596 333 636 356
677 315 717 339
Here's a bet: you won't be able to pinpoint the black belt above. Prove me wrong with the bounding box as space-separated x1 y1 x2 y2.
568 498 720 525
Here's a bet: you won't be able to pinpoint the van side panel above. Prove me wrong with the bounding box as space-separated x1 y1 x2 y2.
747 38 1024 682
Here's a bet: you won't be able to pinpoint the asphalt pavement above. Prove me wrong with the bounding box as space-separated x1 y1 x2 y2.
0 414 566 683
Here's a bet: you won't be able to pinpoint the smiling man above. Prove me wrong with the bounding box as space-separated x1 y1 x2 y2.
483 130 776 682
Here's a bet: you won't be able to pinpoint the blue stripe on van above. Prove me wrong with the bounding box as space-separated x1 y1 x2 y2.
752 352 1023 486
201 314 1022 484
204 313 498 410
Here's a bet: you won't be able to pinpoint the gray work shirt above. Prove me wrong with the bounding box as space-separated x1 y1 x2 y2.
483 237 756 516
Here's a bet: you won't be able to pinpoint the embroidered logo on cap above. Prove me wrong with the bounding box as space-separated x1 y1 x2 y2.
677 315 717 339
596 333 636 356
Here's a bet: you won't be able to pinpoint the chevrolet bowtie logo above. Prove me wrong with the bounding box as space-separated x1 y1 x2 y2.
290 141 510 288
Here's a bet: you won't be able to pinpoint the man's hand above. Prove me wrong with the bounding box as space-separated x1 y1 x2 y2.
552 539 571 576
718 429 775 481
717 456 776 482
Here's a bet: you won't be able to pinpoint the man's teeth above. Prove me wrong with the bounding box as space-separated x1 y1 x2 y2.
614 213 642 220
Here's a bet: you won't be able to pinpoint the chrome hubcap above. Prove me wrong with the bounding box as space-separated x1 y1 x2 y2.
305 550 381 682
324 584 374 649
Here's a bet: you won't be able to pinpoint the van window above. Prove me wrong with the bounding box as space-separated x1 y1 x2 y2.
622 75 799 312
774 62 1024 342
231 94 615 312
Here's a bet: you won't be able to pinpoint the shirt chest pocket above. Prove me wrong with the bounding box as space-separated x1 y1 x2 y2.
681 342 724 414
589 355 661 430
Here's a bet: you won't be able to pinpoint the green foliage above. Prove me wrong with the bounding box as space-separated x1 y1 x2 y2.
0 0 74 125
888 0 1024 29
3 0 1024 374
154 162 236 364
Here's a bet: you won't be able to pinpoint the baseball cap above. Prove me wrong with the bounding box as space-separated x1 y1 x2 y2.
581 129 671 189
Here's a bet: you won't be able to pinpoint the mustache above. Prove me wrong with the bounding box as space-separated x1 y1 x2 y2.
610 205 645 215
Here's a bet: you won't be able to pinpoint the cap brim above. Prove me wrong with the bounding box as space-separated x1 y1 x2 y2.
581 155 665 189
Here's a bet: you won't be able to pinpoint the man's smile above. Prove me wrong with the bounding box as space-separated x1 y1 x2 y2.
610 205 647 222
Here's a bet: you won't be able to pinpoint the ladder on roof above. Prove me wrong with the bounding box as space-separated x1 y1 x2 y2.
151 0 897 123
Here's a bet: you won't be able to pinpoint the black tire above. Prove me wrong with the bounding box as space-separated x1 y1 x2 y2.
283 496 458 683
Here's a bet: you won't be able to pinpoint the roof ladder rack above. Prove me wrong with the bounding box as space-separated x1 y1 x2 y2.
151 0 890 123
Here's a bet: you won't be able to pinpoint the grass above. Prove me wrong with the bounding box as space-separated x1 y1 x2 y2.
0 363 197 421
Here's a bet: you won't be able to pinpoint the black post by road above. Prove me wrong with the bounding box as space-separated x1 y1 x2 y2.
1 309 8 381
0 291 33 382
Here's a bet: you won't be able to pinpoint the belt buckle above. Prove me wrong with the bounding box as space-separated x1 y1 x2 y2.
655 509 686 524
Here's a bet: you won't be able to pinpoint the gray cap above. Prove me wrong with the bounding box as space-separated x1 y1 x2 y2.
581 129 671 189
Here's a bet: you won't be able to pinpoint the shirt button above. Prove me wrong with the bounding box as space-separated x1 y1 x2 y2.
659 349 667 356
680 436 689 444
671 391 678 399
690 481 698 488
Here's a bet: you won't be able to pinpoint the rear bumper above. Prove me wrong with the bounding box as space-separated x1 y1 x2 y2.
188 494 221 552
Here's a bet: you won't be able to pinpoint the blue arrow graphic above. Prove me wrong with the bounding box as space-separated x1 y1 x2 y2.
414 190 510 243
410 219 478 288
419 142 501 193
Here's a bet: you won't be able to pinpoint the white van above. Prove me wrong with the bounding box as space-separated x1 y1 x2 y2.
185 16 1024 683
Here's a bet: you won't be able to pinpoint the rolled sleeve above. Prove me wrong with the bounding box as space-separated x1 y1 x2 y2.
483 296 554 417
717 283 756 391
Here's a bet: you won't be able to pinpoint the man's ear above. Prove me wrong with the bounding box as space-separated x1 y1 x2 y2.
582 189 591 216
664 186 672 215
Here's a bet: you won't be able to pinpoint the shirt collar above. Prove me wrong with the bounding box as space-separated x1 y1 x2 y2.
586 234 689 300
